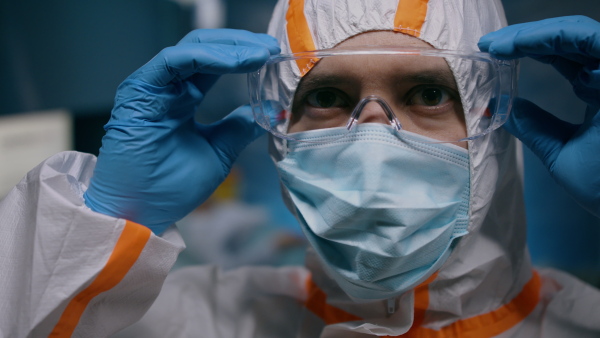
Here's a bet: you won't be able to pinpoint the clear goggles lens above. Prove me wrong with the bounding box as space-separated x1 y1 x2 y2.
249 48 517 143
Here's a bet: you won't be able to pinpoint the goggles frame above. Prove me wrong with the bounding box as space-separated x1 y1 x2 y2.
248 47 518 143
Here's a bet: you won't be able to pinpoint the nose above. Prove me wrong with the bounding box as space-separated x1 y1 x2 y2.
348 95 402 131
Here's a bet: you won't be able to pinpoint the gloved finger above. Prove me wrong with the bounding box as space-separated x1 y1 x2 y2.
479 21 540 58
479 16 600 60
202 101 282 169
129 43 273 87
502 97 578 169
177 28 280 55
511 17 600 59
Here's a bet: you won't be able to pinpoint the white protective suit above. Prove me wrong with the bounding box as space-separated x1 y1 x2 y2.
1 0 600 337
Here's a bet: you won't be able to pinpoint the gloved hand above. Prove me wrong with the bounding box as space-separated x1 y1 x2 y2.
478 16 600 218
84 29 281 234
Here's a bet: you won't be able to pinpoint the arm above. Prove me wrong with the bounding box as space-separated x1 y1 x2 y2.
0 29 281 336
0 152 184 337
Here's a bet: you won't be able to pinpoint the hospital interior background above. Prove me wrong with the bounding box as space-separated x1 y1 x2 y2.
1 0 599 286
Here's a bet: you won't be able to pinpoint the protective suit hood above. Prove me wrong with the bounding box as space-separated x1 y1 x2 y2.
267 0 532 333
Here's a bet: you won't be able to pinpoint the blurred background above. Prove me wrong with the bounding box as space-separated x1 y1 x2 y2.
0 0 598 284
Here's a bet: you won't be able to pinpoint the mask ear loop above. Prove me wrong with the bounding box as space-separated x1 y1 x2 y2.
346 95 403 131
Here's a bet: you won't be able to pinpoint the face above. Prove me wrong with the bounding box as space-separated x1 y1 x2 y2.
289 31 468 147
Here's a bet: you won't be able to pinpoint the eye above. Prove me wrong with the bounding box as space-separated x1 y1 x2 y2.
305 89 349 108
409 87 453 107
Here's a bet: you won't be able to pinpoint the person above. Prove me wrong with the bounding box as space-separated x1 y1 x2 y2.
1 0 599 337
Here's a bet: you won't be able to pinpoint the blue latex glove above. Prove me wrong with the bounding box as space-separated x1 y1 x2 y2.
479 16 600 217
84 29 281 234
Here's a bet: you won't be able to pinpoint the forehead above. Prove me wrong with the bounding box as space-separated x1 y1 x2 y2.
302 31 454 88
335 30 434 48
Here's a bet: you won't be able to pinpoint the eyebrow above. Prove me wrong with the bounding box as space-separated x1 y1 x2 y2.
400 70 457 89
296 74 350 95
296 69 457 95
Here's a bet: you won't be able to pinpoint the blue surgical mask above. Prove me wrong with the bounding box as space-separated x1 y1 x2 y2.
276 124 470 301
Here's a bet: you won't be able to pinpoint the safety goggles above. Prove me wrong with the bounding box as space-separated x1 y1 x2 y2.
248 47 517 143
